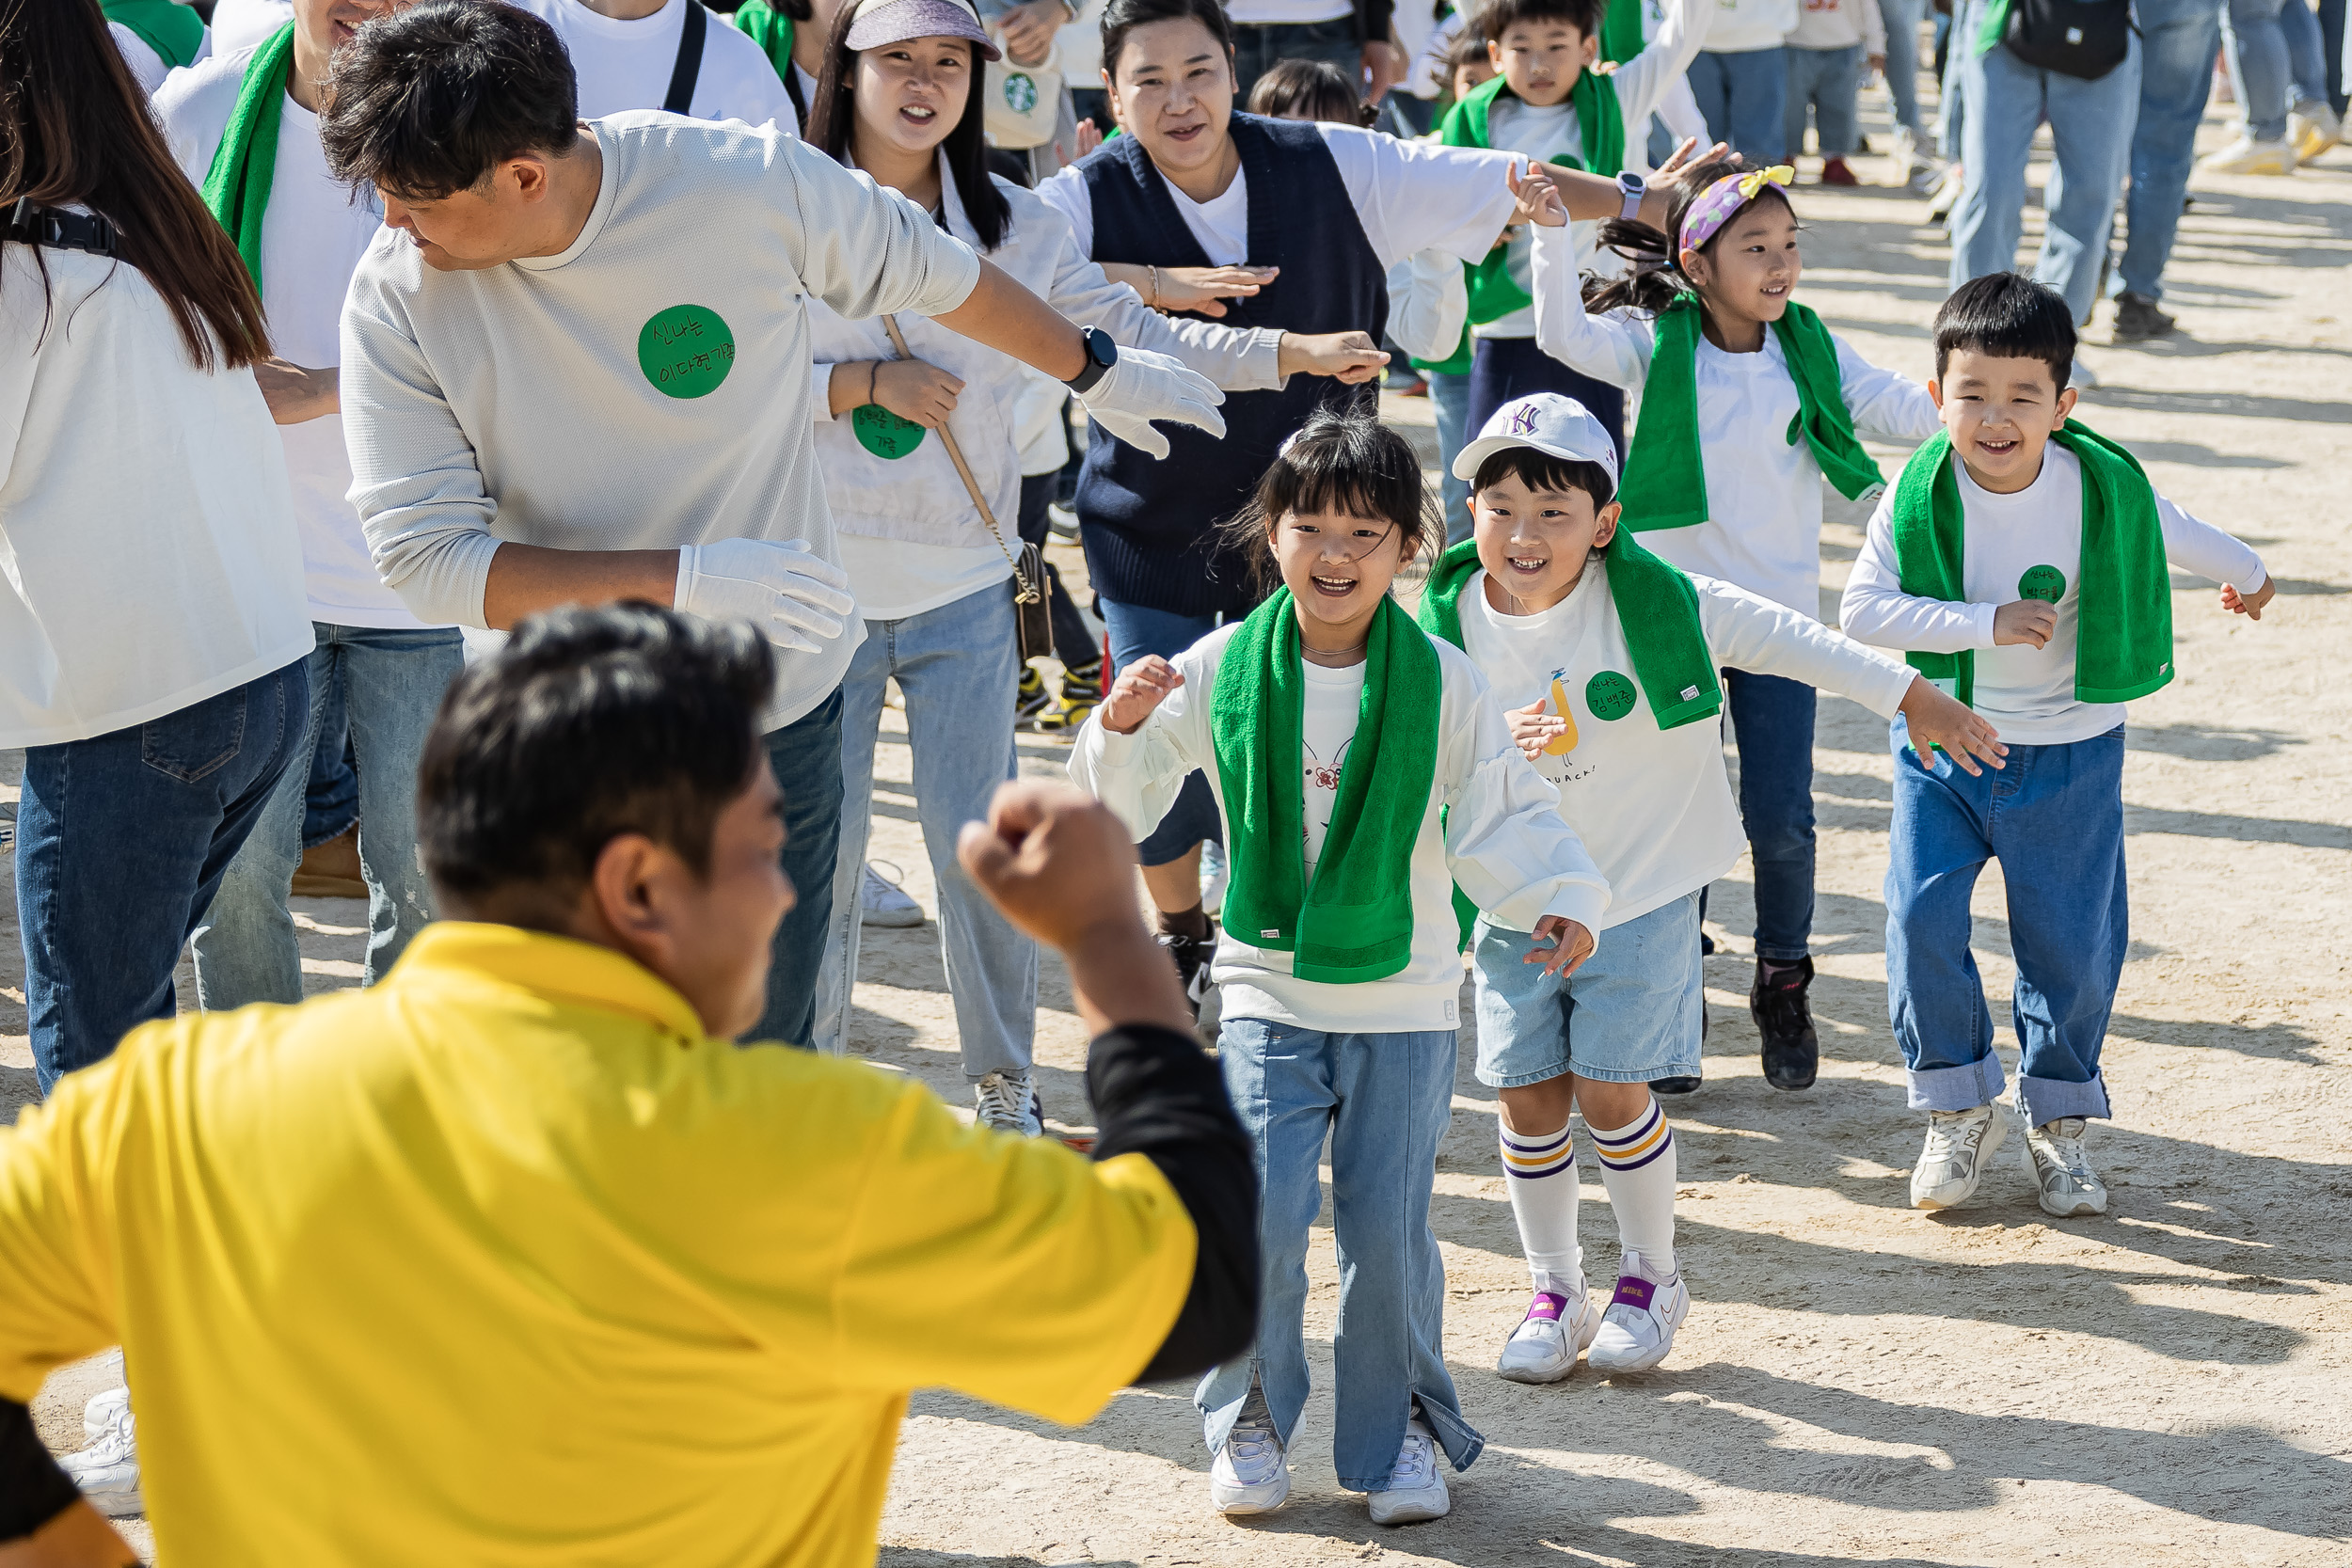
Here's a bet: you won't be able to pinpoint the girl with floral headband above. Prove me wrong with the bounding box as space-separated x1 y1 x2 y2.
1515 154 1941 1095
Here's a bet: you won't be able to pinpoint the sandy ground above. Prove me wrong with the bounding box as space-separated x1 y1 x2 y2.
11 74 2352 1568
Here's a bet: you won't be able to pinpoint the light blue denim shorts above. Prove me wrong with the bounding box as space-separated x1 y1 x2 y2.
1470 892 1703 1086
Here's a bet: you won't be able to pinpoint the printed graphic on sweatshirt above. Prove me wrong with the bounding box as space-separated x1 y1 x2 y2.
637 305 736 399
1300 735 1352 879
852 404 928 459
1532 670 1599 787
2018 564 2068 603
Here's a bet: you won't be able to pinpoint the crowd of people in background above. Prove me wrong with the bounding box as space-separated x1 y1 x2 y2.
0 0 2311 1556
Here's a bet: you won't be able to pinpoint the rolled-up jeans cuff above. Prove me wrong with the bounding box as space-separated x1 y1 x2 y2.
1904 1052 2007 1113
2017 1072 2110 1127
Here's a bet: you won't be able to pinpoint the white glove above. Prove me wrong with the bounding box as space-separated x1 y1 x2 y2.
1073 342 1227 460
675 537 856 656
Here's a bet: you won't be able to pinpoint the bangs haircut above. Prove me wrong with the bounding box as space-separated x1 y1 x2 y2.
1478 0 1605 44
1933 272 2076 392
1221 409 1440 593
1101 0 1233 79
1471 446 1614 507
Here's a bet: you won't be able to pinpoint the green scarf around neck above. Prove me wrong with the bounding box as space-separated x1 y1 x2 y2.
1439 70 1624 327
103 0 205 69
731 0 797 85
1890 422 2174 707
1617 294 1883 533
1600 0 1647 64
199 24 297 291
1209 592 1440 985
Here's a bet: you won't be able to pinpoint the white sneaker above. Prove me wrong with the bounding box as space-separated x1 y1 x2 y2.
83 1384 130 1445
859 862 923 928
973 1069 1042 1136
1367 1418 1449 1525
1209 1395 1290 1516
2070 356 2100 390
1199 839 1229 919
61 1408 141 1518
1888 124 1919 179
2022 1117 2108 1216
2198 134 2297 176
1585 1253 1691 1375
2291 101 2344 164
1911 1102 2006 1209
1495 1282 1598 1384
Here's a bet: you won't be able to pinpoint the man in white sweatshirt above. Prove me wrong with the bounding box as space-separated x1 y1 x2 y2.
326 0 1225 1048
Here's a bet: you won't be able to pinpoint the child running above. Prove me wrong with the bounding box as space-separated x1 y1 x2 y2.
1839 276 2276 1217
1523 154 1942 1092
1421 393 1998 1381
1070 412 1610 1526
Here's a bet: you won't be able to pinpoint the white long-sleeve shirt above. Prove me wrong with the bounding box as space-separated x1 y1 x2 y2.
1385 250 1471 363
1532 221 1940 618
1459 562 1914 927
1070 624 1611 1033
1787 0 1886 53
1839 445 2268 746
1708 0 1802 52
342 114 983 731
510 0 801 133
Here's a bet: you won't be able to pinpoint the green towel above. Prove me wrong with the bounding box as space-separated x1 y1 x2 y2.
199 24 296 291
1209 593 1440 985
731 0 796 84
1439 70 1625 327
1617 294 1884 533
1890 422 2174 707
1600 0 1647 64
103 0 205 69
1974 0 2011 55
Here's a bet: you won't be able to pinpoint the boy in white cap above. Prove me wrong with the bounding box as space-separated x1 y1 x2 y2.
1417 393 1999 1382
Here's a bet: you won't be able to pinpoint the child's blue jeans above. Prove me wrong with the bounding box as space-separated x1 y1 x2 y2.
1198 1019 1481 1493
1884 717 2124 1127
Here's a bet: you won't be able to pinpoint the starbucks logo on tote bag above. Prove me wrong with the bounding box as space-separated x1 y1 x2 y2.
1002 71 1039 114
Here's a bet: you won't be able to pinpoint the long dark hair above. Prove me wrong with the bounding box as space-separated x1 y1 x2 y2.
0 0 269 369
807 3 1010 251
1581 153 1793 323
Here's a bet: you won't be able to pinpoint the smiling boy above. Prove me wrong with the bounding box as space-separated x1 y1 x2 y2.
1841 275 2276 1218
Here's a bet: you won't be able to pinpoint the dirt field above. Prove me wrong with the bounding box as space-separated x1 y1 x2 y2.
11 83 2351 1568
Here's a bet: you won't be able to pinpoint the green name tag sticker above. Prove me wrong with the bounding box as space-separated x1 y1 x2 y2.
851 404 926 459
2018 563 2067 603
637 304 735 399
1585 671 1638 721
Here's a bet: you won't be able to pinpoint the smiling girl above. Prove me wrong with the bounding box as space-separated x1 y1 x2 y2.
1523 155 1943 1092
1069 413 1609 1527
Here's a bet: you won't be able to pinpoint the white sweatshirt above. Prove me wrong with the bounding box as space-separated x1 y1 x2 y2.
342 113 982 732
1787 0 1887 54
1070 624 1612 1033
1840 445 2268 746
1708 0 1802 53
1532 221 1941 618
1459 562 1914 926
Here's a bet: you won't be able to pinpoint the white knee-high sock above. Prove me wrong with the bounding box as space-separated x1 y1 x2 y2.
1498 1120 1582 1293
1589 1098 1677 1278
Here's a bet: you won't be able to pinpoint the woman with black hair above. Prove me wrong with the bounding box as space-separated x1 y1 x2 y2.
798 0 1385 1131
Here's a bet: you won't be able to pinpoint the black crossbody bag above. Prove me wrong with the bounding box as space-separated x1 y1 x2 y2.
2000 0 2133 81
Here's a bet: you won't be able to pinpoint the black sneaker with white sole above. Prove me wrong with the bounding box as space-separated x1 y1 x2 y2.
1751 957 1819 1091
1157 928 1217 1021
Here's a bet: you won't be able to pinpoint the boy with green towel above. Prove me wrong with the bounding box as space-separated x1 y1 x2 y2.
1422 393 1994 1384
1841 275 2276 1219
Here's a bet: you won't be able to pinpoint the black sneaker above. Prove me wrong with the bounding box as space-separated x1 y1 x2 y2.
2112 291 2176 342
1015 664 1051 727
1751 957 1819 1091
1157 928 1217 1020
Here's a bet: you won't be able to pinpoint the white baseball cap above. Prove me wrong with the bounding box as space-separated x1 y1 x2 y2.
1452 392 1619 499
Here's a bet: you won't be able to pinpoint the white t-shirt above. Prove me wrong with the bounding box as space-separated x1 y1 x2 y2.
512 0 801 132
1459 562 1913 927
209 0 291 55
1532 220 1944 618
108 20 209 94
1708 0 1802 52
0 245 310 747
342 114 984 732
1298 661 1363 879
158 52 438 629
1226 0 1355 25
1841 446 2268 746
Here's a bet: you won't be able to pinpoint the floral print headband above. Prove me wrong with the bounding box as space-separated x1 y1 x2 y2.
1677 165 1794 256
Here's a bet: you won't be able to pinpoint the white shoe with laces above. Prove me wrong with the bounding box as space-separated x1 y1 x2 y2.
2198 134 2297 175
1495 1281 1597 1384
2022 1117 2108 1216
973 1069 1042 1136
1585 1252 1690 1375
62 1406 142 1518
860 862 923 928
83 1384 130 1445
1367 1418 1449 1524
1912 1102 2006 1210
1209 1393 1290 1515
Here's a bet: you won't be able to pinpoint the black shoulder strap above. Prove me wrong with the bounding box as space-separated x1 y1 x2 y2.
2 198 117 257
663 0 708 115
783 59 807 123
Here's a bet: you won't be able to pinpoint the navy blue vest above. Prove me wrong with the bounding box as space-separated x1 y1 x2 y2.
1074 115 1388 617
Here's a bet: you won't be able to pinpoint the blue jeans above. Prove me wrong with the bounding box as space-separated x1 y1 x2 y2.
1884 719 2122 1126
814 585 1036 1079
1688 47 1790 163
2120 0 2224 300
1230 15 1360 104
1429 370 1475 545
302 680 357 849
751 687 846 1047
19 659 310 1090
190 624 463 1007
2223 0 2328 137
1787 43 1866 156
1472 894 1704 1085
1950 21 2142 325
1878 0 1931 135
1198 1020 1480 1493
1101 597 1223 866
1701 668 1818 963
1938 0 1975 159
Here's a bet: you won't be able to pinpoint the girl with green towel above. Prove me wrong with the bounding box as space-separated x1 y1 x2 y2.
1068 412 1610 1528
1422 393 1994 1386
1520 155 1943 1092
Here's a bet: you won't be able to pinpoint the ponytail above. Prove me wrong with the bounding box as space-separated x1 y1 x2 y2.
1580 153 1791 322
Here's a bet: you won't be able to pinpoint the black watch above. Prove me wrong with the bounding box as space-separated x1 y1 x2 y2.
1063 325 1117 394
